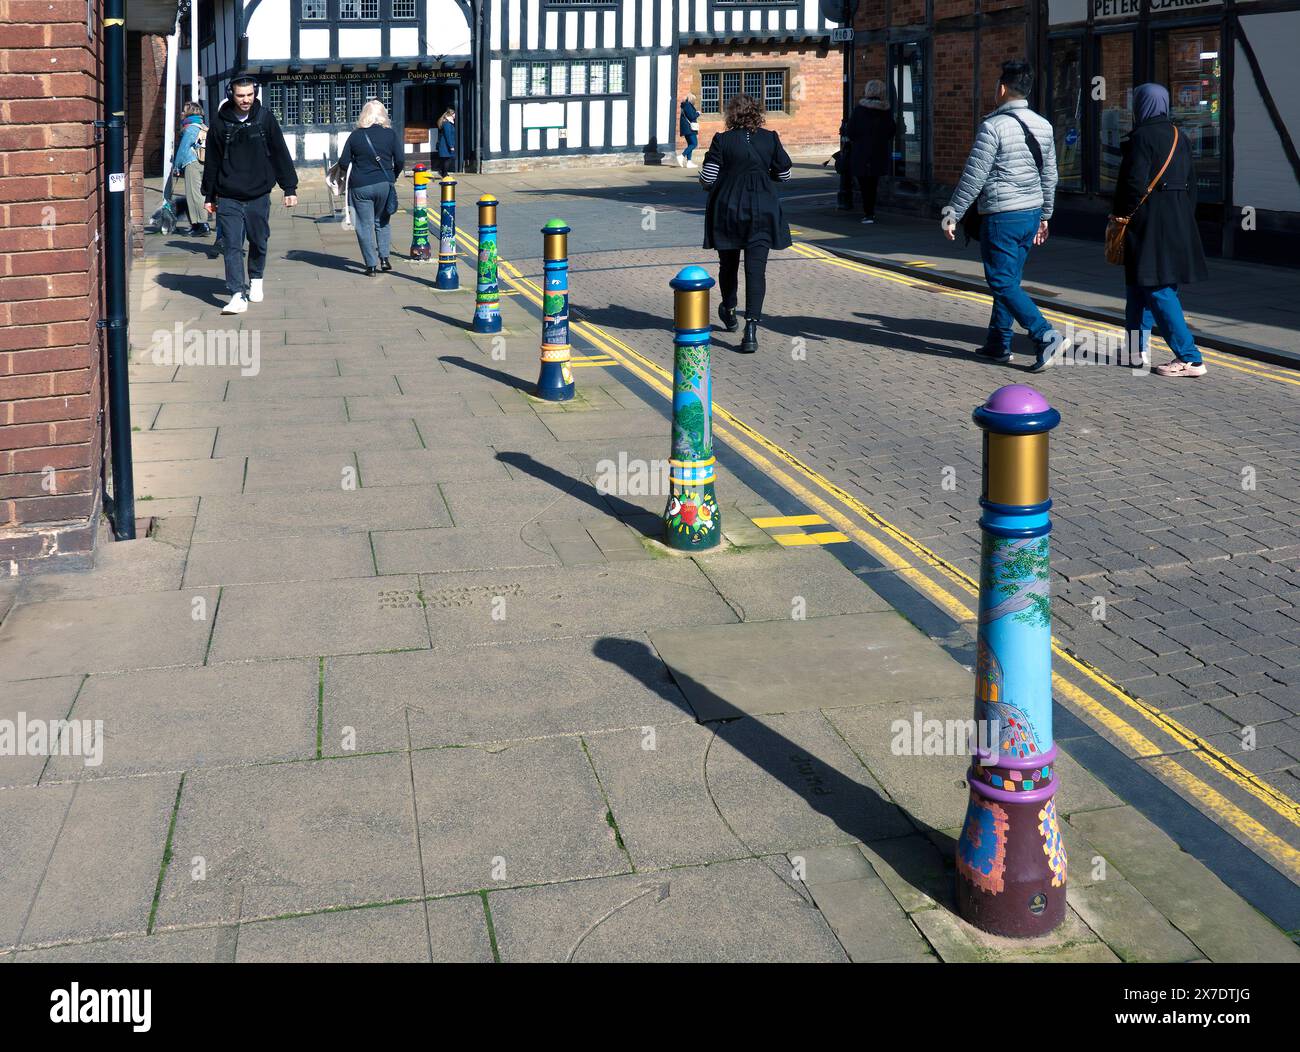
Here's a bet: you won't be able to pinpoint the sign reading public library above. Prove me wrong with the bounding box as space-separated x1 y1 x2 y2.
1092 0 1221 18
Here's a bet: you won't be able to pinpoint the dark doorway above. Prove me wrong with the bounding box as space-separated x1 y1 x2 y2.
403 80 466 171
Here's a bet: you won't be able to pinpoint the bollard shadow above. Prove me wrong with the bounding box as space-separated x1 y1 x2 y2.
152 272 228 306
572 303 673 335
405 304 473 332
440 354 533 394
493 449 663 538
283 248 368 275
591 635 952 902
761 312 980 361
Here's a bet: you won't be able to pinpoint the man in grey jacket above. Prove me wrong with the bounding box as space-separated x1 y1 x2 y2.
944 60 1067 371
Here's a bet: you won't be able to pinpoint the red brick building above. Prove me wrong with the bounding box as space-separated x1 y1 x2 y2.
0 0 175 575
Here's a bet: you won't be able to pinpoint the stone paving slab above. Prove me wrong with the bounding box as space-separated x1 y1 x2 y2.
223 375 403 402
7 774 180 947
0 675 82 787
650 611 970 721
10 928 225 963
356 447 514 487
131 428 217 462
155 754 422 928
417 562 738 648
44 659 318 780
326 635 687 755
212 420 422 458
182 535 377 587
12 539 186 603
488 858 847 963
1068 876 1202 963
410 737 629 896
242 453 362 493
694 547 895 621
191 486 451 541
0 590 217 682
208 576 430 662
233 898 494 963
438 475 613 526
135 457 247 499
153 400 350 429
343 393 476 422
371 523 557 576
911 905 1121 963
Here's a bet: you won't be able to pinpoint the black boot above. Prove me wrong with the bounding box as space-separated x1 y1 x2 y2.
718 303 739 332
380 257 392 272
364 265 376 276
739 318 758 354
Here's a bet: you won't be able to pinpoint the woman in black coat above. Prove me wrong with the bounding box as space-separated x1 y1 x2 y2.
846 79 896 223
699 93 793 354
1111 83 1209 378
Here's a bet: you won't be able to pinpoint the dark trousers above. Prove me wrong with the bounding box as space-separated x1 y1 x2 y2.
436 156 451 177
717 245 770 319
215 194 271 295
858 174 879 218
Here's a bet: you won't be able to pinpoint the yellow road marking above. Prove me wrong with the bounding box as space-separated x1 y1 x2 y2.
441 218 1300 871
752 514 828 528
774 531 850 546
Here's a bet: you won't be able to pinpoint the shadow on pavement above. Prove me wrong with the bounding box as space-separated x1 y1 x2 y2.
152 272 228 306
440 353 531 392
405 305 472 332
494 449 661 538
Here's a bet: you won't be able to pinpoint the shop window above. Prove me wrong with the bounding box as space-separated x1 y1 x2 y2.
1096 32 1134 194
1049 37 1085 191
890 41 925 181
1155 27 1222 202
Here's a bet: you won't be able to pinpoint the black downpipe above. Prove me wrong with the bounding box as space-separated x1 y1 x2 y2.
103 0 136 539
838 0 855 209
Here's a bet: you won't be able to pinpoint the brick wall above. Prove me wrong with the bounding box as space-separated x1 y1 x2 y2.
0 0 108 572
128 32 168 256
676 43 844 157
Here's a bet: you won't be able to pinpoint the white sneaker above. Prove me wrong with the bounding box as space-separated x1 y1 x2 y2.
861 217 875 225
248 278 264 303
676 153 685 167
685 160 697 169
222 293 248 315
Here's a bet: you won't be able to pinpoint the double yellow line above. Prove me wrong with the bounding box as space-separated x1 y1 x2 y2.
790 242 1300 388
445 220 1300 877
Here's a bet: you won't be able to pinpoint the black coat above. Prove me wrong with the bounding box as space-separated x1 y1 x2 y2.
339 125 403 189
1112 116 1208 288
847 104 895 179
200 98 297 202
701 128 793 251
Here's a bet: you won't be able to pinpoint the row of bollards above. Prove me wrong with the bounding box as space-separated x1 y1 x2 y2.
419 185 1065 929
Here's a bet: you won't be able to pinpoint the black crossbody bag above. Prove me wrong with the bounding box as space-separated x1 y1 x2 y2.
962 114 1045 244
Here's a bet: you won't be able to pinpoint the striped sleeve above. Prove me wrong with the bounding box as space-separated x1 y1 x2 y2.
699 159 721 187
699 134 723 188
770 131 793 181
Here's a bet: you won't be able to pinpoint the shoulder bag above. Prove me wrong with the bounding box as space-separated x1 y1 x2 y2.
961 113 1044 245
1105 125 1179 266
361 129 399 217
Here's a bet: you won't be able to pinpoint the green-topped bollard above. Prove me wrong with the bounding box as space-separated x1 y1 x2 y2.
409 164 432 261
956 383 1065 938
472 194 502 334
435 177 459 290
536 219 574 401
663 266 721 550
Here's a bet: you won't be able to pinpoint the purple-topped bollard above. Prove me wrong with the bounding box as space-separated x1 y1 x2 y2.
956 383 1066 938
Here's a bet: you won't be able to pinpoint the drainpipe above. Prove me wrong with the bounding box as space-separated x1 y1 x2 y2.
102 0 135 540
190 0 200 103
162 16 180 204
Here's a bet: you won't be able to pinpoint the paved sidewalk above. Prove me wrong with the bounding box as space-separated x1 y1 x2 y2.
0 172 1296 962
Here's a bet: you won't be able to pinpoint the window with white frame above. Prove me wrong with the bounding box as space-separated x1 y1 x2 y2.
511 58 627 98
301 0 326 17
700 68 788 115
339 0 360 17
265 78 395 126
392 0 416 15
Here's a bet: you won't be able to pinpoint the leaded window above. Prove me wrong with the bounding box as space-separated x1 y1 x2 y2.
301 0 326 19
392 0 416 15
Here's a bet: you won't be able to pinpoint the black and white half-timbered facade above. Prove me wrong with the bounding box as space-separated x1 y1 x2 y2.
183 0 842 169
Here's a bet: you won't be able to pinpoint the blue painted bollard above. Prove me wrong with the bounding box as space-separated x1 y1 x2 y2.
435 177 459 290
956 383 1065 938
662 266 720 550
536 218 574 401
409 165 431 261
472 194 502 334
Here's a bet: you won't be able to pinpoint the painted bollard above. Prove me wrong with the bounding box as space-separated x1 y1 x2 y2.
663 266 721 550
435 177 459 290
473 194 502 334
409 164 432 261
956 383 1065 938
536 219 574 401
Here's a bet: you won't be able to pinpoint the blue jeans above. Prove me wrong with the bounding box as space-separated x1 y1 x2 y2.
980 208 1051 353
1125 284 1201 365
683 131 698 161
349 181 393 268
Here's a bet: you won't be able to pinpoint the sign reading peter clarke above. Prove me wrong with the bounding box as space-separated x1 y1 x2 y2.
1092 0 1221 18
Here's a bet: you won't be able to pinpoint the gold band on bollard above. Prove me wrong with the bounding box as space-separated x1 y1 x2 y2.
479 198 497 226
674 289 710 331
441 179 456 202
984 432 1049 507
543 232 568 261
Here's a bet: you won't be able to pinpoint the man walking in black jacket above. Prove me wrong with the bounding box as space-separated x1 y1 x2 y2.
201 76 298 315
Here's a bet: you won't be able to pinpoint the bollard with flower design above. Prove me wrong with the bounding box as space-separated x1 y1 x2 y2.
409 164 432 261
472 194 502 334
663 266 721 551
536 219 574 401
435 177 459 290
956 383 1065 938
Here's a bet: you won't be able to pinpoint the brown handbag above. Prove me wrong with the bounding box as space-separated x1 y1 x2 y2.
1105 125 1179 266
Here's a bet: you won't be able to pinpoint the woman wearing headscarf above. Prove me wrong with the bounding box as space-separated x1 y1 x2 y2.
846 80 896 224
172 102 209 236
1111 83 1209 377
699 93 793 354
